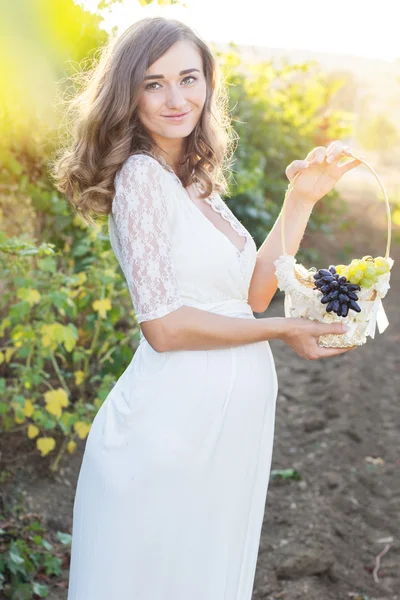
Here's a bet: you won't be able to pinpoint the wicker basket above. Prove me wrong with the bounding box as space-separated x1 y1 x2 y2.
274 152 393 348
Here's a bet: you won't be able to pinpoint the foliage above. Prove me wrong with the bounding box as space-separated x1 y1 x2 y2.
0 491 72 599
0 224 139 472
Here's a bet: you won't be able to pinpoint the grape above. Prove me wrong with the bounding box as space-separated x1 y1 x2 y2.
318 269 332 277
314 265 361 317
346 291 358 301
348 299 361 313
321 275 335 283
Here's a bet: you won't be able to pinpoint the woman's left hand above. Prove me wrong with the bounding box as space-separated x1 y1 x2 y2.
285 140 363 205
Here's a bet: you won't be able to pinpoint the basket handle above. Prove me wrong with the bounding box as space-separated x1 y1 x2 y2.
280 151 392 259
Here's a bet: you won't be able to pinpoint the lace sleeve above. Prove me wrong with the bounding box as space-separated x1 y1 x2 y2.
111 155 184 323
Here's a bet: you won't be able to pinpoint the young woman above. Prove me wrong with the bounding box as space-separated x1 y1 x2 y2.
53 16 360 600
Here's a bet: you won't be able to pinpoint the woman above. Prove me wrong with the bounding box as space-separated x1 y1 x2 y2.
52 16 360 600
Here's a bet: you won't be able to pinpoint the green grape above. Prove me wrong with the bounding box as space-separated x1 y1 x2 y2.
375 265 388 276
360 277 374 288
365 265 376 278
374 256 390 273
349 269 364 284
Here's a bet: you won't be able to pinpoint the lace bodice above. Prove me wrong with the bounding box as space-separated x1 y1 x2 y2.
108 154 257 341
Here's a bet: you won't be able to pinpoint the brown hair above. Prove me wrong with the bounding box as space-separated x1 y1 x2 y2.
50 16 236 227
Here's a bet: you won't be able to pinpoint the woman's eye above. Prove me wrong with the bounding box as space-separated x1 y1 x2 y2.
145 81 161 91
145 76 197 91
182 75 197 85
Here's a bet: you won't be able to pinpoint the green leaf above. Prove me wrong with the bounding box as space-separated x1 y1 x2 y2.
270 468 301 480
56 531 72 545
32 581 49 597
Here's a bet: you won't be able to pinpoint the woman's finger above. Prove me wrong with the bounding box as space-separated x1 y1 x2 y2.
285 159 310 182
317 344 357 358
338 156 362 175
306 146 327 164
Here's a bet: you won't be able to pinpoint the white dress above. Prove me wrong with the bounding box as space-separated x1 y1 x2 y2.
67 154 278 600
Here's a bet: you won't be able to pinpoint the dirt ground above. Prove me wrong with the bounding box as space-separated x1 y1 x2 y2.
1 162 399 600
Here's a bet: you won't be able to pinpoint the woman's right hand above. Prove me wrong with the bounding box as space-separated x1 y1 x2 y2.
280 318 357 359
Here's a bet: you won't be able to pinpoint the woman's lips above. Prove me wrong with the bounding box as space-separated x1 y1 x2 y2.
162 111 191 122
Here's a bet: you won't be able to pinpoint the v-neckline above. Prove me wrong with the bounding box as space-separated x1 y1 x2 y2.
185 186 248 256
153 153 248 256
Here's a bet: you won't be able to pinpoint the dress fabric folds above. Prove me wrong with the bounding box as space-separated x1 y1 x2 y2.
67 154 278 600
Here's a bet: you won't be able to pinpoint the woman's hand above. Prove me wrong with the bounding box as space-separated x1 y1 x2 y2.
280 317 357 360
285 140 362 205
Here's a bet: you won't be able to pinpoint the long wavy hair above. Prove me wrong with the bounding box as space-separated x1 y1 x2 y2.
50 16 237 227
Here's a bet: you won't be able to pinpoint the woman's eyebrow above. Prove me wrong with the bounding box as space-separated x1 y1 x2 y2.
143 68 200 81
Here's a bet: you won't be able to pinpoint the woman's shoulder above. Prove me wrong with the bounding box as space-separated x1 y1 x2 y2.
115 152 167 187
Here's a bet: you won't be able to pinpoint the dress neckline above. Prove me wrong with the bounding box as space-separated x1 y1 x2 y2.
152 153 249 257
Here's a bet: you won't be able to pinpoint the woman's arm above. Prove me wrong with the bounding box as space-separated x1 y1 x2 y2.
248 189 314 313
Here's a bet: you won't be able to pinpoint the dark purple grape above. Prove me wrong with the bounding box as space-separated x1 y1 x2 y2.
321 284 331 294
338 293 349 303
321 295 331 304
347 284 361 291
326 300 335 312
332 300 340 313
313 273 323 280
318 269 332 277
341 304 349 318
321 275 335 283
330 280 339 289
329 265 337 274
337 303 344 317
348 299 361 313
346 291 359 301
338 276 347 285
326 290 339 301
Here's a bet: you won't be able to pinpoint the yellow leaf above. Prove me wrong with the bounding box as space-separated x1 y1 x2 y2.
45 398 62 419
0 317 11 336
22 399 35 417
17 288 41 306
0 351 4 365
74 421 91 440
76 272 87 285
15 414 25 424
92 298 111 319
28 424 39 439
74 370 85 385
5 348 15 362
67 440 77 454
36 437 56 456
24 381 31 389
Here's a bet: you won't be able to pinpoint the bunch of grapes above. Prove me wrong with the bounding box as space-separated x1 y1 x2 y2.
335 256 391 288
313 266 361 318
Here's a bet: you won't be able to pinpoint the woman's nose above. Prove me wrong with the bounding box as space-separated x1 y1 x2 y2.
165 85 187 110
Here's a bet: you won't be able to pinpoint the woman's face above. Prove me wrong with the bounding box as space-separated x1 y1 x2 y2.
137 40 207 146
